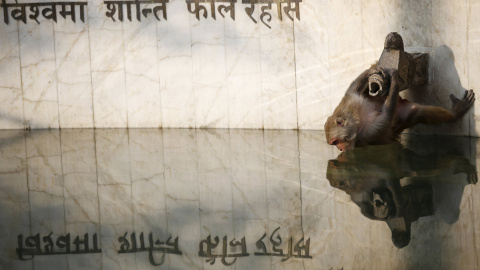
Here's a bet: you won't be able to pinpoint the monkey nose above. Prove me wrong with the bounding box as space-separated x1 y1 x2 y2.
329 139 340 145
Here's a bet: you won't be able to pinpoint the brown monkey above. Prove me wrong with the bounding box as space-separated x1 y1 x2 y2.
324 67 475 151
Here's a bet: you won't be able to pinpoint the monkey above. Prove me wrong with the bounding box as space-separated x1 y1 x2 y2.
324 66 475 151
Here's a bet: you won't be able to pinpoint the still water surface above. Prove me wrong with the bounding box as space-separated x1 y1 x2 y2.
0 129 478 269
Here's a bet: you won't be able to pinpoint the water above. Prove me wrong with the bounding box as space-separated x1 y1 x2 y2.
0 129 478 269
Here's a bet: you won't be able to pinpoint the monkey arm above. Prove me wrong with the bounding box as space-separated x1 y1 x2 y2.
395 89 475 133
360 71 400 142
382 71 400 120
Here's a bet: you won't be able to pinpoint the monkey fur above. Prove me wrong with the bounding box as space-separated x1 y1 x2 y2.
324 66 475 151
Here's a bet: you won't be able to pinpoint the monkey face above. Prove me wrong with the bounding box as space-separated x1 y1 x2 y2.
326 159 360 193
324 115 358 151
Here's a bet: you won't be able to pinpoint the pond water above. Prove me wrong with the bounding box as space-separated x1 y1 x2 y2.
0 129 478 269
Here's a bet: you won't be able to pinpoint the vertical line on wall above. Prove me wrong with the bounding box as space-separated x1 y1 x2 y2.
257 13 265 129
189 11 197 129
17 20 27 129
23 133 34 270
154 15 162 128
53 22 61 129
224 17 230 129
58 130 69 268
160 129 168 238
17 21 30 260
86 8 96 128
228 131 236 241
126 129 137 266
93 129 103 267
296 130 305 270
293 19 299 130
325 0 331 132
195 129 203 249
261 129 270 264
23 132 32 249
121 22 129 128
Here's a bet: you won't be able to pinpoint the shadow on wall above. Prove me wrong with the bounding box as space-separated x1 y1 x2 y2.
401 46 478 269
403 45 476 136
432 45 475 136
0 110 25 129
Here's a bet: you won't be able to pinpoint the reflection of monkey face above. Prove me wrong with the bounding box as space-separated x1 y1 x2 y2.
324 114 358 152
326 156 395 195
326 160 362 193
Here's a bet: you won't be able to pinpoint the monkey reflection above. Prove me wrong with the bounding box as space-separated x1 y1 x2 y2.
326 139 477 248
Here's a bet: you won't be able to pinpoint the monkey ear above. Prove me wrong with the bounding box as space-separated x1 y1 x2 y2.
336 117 345 127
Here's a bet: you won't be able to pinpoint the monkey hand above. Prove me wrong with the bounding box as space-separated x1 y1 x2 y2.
382 69 399 83
450 89 475 119
367 66 390 80
383 69 400 94
369 68 401 90
379 69 400 118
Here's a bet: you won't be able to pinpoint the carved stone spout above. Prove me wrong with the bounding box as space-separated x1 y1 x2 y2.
368 32 429 96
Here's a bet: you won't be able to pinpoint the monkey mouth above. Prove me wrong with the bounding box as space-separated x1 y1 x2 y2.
340 142 356 152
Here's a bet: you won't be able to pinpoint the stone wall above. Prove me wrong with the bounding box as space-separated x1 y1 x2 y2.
0 0 478 134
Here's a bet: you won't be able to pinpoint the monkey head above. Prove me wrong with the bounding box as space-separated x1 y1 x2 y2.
324 107 360 151
326 159 362 193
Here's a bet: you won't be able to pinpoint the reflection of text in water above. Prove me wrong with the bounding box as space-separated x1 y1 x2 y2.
16 227 312 266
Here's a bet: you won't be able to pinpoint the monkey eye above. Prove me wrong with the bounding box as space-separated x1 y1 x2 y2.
336 118 344 127
332 139 340 145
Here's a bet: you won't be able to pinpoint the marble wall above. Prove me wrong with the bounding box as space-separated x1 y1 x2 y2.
0 0 479 133
0 129 479 269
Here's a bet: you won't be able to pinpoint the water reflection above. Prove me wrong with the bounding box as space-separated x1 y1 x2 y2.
327 136 477 248
0 129 478 269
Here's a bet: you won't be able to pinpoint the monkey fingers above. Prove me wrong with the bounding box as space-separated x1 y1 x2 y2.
450 89 475 118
